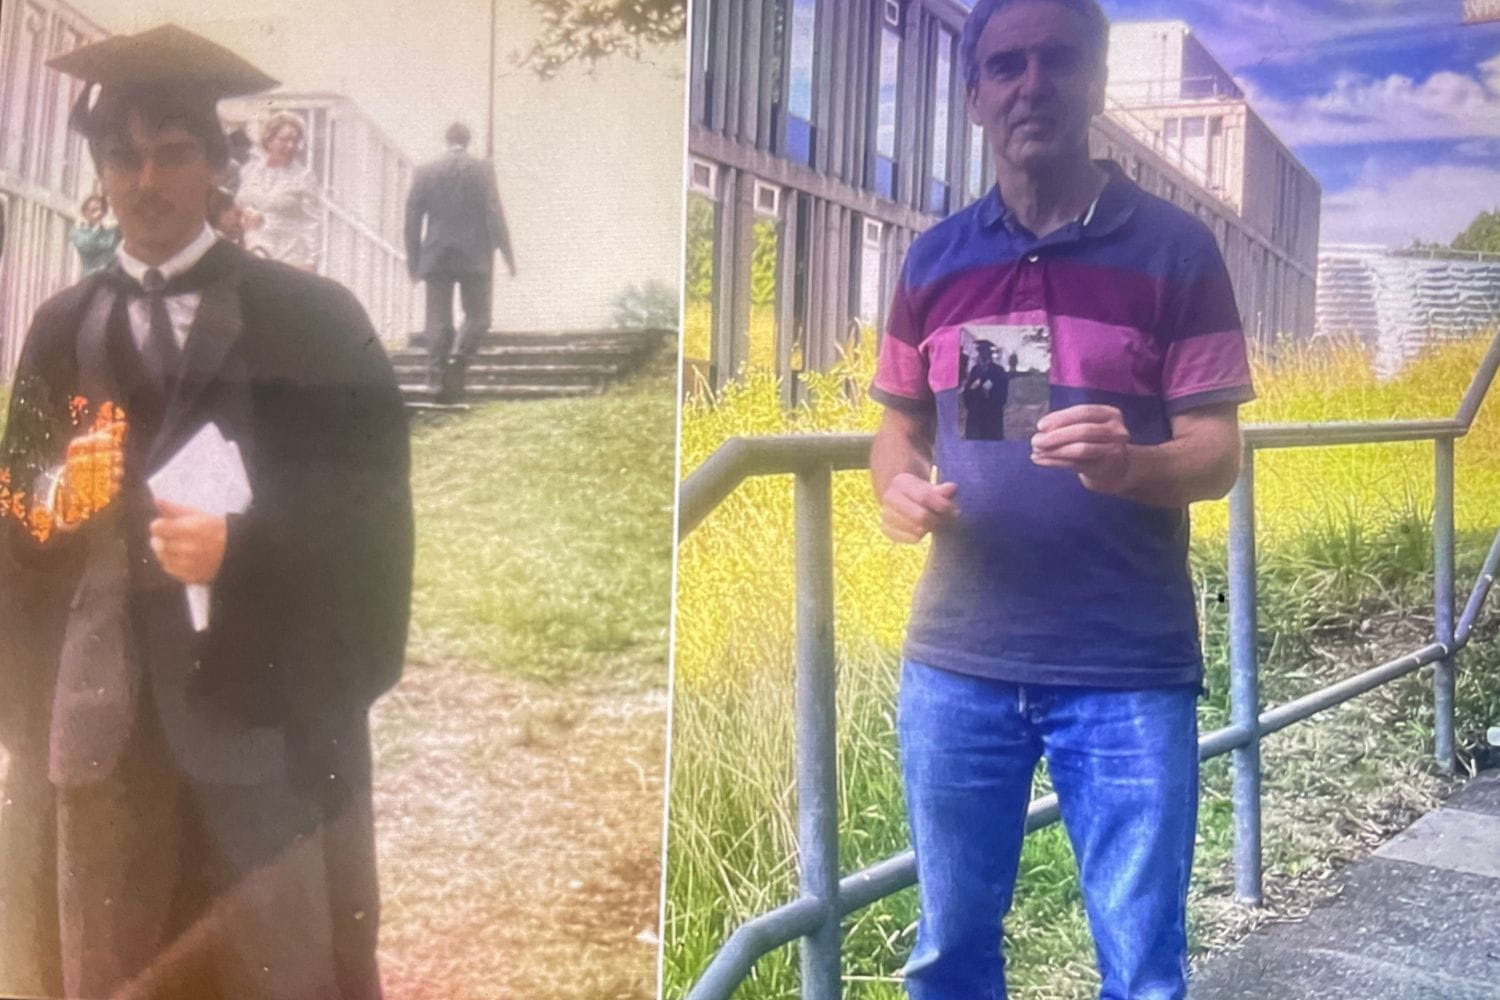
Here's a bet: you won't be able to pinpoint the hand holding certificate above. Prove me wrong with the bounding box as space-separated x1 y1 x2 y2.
147 422 253 631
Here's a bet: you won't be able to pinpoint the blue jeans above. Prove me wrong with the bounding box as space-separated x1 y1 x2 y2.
897 661 1200 1000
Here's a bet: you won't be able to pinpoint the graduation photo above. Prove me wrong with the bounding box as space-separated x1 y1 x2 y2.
0 1 684 998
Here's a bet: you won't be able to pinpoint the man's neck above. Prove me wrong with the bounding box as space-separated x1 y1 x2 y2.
119 222 216 276
994 154 1108 239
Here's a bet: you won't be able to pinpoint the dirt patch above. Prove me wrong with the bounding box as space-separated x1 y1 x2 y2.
371 660 666 1000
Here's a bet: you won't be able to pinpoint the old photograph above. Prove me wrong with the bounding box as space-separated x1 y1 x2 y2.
0 1 684 998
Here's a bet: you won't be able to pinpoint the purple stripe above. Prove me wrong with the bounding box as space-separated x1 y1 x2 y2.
1050 315 1161 396
909 258 1167 334
1163 328 1253 401
874 331 931 401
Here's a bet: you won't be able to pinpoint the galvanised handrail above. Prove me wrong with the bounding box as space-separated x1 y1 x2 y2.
676 329 1500 1000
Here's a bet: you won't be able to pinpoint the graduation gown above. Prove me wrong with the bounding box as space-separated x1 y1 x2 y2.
0 239 413 997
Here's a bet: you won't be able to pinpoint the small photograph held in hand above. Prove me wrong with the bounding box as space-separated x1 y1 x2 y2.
958 323 1051 441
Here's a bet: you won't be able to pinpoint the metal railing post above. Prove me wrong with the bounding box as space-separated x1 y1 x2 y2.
1228 446 1263 906
794 464 842 999
1434 439 1457 774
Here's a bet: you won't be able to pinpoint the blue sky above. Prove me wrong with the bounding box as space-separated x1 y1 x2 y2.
1099 0 1500 246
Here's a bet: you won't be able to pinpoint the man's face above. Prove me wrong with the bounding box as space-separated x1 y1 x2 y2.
99 109 214 261
966 1 1105 174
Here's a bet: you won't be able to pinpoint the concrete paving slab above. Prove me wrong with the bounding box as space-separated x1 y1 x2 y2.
1192 858 1500 999
1374 807 1500 878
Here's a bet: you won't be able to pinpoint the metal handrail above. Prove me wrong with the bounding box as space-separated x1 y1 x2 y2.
675 327 1500 1000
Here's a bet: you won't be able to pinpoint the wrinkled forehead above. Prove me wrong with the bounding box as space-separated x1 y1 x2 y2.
976 2 1093 56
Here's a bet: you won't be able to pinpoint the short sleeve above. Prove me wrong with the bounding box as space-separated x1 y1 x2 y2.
870 257 933 414
1159 223 1255 415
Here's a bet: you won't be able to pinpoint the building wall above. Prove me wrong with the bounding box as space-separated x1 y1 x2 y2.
1318 244 1500 376
685 0 1324 395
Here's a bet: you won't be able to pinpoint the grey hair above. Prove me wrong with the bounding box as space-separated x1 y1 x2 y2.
959 0 1110 91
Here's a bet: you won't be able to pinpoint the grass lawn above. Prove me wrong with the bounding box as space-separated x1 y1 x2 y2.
406 358 677 688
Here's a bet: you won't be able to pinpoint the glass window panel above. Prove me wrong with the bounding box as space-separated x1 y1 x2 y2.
788 0 816 121
683 193 717 367
967 127 985 200
747 216 780 373
931 30 953 181
859 224 884 324
877 27 900 158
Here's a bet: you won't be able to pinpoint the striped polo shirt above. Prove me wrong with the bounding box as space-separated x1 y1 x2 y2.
872 162 1254 688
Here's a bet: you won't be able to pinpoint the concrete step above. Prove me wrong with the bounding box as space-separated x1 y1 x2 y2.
390 362 624 385
395 327 670 409
403 328 670 351
401 382 601 406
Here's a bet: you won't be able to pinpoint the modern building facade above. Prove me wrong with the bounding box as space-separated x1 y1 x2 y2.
0 2 421 378
683 0 1323 395
1318 244 1500 376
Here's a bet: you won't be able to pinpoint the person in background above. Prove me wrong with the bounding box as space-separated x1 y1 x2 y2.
404 121 516 402
238 111 322 270
209 186 246 245
68 194 122 276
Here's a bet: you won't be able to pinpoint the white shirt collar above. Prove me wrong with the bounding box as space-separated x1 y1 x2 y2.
117 223 219 286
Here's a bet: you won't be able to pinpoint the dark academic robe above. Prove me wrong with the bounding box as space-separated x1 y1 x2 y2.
0 238 413 998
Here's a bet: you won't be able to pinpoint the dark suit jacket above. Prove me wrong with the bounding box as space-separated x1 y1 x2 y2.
0 240 413 785
403 148 513 280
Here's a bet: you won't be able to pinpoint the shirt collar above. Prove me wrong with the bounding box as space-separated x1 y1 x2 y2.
978 159 1138 241
117 223 219 286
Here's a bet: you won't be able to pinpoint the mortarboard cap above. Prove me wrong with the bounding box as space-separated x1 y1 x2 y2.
48 24 278 135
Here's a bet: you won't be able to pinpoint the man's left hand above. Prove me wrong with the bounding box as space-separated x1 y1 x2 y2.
1030 404 1132 494
149 498 227 584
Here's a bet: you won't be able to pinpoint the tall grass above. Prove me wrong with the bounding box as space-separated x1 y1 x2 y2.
665 333 1500 998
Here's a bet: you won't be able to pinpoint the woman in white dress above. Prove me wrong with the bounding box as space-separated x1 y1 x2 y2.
238 111 322 270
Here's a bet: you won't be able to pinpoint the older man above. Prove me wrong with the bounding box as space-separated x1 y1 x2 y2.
0 24 411 1000
869 2 1253 997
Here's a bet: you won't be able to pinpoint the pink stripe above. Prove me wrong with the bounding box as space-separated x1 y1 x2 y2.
1050 315 1162 396
874 332 930 400
1163 329 1252 399
924 312 1046 392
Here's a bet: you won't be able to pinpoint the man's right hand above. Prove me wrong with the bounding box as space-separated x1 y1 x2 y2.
880 473 958 543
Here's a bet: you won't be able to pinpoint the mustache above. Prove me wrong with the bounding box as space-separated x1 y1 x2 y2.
129 194 175 214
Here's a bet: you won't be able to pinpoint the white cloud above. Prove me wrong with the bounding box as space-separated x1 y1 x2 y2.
1246 52 1500 146
1192 0 1455 70
1321 162 1500 246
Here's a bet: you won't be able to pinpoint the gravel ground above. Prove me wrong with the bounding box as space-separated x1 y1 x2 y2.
370 658 667 999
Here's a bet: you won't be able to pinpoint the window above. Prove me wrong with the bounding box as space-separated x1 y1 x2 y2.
755 180 781 217
928 28 955 215
883 0 902 29
857 218 886 325
693 0 717 126
782 0 817 164
874 21 901 199
682 189 718 377
966 127 986 202
689 158 718 196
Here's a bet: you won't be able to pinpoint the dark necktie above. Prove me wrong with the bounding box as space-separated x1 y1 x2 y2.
140 266 182 393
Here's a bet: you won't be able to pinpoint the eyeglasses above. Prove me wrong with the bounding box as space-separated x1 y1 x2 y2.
100 140 205 174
